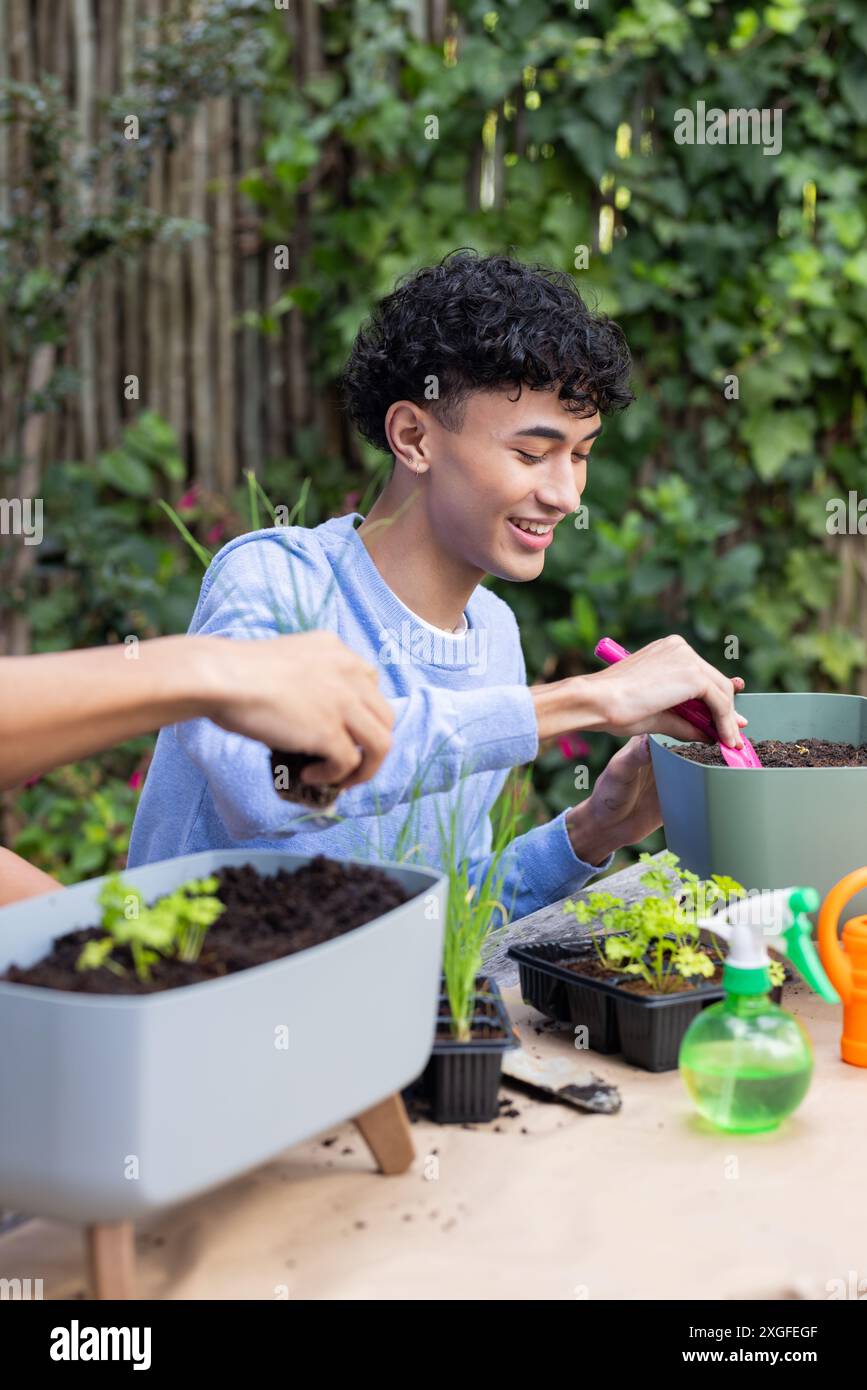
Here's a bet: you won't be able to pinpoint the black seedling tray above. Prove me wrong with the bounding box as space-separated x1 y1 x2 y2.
508 939 726 1072
419 976 519 1123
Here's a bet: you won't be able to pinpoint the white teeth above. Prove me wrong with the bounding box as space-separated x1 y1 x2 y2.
509 518 553 535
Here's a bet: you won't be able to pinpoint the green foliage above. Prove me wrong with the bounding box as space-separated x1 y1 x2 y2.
243 0 867 823
10 1 867 881
10 744 150 884
10 413 201 651
563 850 746 993
77 873 225 982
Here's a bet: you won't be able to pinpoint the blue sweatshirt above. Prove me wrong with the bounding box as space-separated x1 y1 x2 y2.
128 513 612 918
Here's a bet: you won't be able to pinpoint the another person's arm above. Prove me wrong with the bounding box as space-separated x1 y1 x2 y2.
0 631 393 793
0 848 62 907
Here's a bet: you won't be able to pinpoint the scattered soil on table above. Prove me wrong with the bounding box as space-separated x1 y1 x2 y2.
3 855 408 996
270 748 339 810
562 947 724 996
674 737 867 768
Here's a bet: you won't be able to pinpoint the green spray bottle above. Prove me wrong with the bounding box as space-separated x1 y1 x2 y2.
679 887 840 1133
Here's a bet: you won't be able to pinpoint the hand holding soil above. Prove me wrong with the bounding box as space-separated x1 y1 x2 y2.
0 632 393 796
208 632 394 792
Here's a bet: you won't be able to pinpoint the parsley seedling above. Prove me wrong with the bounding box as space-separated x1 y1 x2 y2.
563 851 749 994
76 874 225 982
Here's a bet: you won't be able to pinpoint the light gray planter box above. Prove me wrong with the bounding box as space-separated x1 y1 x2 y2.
652 692 867 923
0 850 446 1223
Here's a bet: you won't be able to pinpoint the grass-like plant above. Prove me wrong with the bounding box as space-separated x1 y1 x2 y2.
76 874 225 982
435 770 529 1040
160 468 401 636
562 850 751 994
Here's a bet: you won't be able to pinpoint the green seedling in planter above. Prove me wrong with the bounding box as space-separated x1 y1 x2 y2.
76 874 224 982
169 876 226 963
436 771 529 1040
563 851 749 995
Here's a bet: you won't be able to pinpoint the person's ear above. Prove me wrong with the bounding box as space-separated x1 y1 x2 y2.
384 401 431 477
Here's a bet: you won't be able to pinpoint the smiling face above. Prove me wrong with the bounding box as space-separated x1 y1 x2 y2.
402 387 601 583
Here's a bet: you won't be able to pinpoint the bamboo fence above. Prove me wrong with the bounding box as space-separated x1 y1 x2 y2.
0 0 373 497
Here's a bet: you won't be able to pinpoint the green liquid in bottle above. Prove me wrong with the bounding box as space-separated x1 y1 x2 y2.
679 995 813 1133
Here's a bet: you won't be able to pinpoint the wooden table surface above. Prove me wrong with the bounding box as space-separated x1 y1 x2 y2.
1 853 864 1300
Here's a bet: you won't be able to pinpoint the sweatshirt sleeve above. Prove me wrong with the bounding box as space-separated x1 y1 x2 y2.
466 812 615 922
174 532 540 842
461 596 613 920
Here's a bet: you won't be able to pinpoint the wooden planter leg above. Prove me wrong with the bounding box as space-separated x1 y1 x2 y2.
86 1221 137 1300
354 1092 415 1175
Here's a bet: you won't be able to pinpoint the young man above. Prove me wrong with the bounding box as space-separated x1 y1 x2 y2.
129 252 748 918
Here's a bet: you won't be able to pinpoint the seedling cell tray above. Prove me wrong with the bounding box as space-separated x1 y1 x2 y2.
508 939 726 1072
420 976 519 1123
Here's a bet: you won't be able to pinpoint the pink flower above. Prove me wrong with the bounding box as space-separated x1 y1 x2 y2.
205 522 226 545
128 770 144 791
343 490 361 511
558 733 590 761
22 774 41 788
177 486 200 512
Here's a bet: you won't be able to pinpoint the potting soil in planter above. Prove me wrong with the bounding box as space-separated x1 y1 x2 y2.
3 856 407 995
508 939 730 1072
674 737 867 768
418 977 519 1123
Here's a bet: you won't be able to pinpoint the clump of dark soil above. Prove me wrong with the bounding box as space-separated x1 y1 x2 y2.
674 737 867 769
270 748 338 810
3 855 407 996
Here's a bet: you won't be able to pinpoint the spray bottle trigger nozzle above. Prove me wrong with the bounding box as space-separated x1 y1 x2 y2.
784 887 841 1005
789 887 820 917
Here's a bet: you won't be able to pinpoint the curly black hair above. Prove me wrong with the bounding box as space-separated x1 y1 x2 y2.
340 250 634 455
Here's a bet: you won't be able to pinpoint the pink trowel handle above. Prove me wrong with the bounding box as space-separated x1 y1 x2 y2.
594 637 719 742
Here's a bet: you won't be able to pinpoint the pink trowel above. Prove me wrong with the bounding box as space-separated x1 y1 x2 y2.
594 636 763 769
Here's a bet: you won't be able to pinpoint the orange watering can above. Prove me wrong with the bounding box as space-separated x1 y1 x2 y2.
818 868 867 1067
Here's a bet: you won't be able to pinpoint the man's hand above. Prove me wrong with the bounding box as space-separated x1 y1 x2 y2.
566 735 661 866
208 632 394 791
533 635 748 750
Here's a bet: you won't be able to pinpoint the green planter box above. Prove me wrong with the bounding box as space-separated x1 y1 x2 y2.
651 692 867 925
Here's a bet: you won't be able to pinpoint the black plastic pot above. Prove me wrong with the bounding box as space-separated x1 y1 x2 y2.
419 976 519 1122
508 940 727 1072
